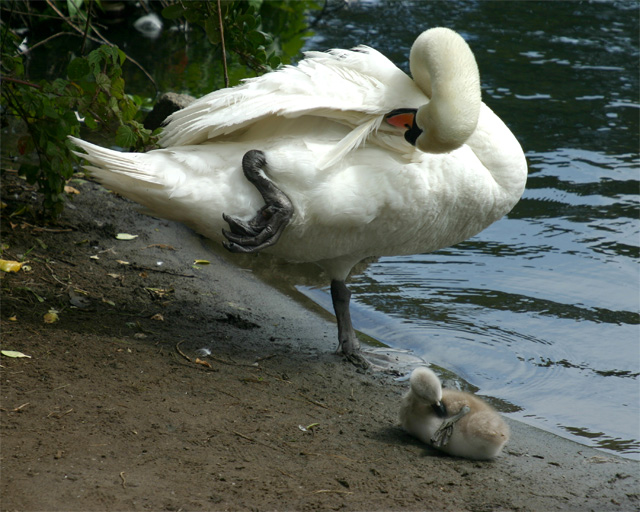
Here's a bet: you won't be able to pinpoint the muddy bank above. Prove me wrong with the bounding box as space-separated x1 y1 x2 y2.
1 175 638 511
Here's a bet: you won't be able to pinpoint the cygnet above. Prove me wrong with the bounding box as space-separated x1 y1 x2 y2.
399 367 510 460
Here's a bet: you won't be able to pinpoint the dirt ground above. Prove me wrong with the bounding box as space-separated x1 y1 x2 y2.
1 171 638 511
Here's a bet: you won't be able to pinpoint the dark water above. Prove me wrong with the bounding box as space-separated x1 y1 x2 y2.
299 0 639 458
15 0 639 458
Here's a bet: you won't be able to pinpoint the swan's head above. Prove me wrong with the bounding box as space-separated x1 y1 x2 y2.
409 367 443 406
408 27 482 154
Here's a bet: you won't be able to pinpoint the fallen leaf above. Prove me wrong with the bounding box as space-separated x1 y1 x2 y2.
116 233 138 240
145 287 174 299
1 350 31 358
194 259 210 265
116 260 130 265
0 259 23 272
195 358 212 368
64 185 80 195
107 273 121 279
150 313 164 321
89 255 99 260
43 309 59 324
9 316 17 322
69 292 91 309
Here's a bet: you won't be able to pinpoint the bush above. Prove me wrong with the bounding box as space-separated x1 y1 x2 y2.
0 0 320 220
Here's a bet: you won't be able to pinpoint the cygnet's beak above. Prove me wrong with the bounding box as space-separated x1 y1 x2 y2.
431 401 447 418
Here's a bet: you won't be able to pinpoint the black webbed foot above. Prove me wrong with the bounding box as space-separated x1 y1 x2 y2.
222 150 293 254
431 405 471 448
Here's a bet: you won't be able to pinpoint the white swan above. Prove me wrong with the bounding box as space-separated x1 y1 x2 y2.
399 367 510 460
70 27 527 366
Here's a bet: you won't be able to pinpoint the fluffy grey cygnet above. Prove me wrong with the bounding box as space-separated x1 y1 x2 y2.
399 367 510 460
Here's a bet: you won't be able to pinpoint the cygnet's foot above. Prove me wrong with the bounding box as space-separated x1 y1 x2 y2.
223 150 293 253
431 405 471 448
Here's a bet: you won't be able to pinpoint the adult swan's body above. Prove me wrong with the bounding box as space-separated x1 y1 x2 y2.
71 27 527 366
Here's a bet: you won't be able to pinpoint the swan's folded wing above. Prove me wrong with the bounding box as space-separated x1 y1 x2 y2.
159 46 423 150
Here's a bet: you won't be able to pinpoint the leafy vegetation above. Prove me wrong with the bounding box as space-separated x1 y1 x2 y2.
0 0 320 220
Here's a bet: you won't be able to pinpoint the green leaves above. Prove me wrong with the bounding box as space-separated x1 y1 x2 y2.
1 31 156 218
159 0 314 85
67 58 90 80
0 0 317 220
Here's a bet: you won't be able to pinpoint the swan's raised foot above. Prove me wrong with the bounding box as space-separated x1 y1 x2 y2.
222 150 293 254
431 404 471 448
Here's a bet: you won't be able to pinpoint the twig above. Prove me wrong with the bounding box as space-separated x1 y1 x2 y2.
0 76 42 89
298 392 330 410
233 431 284 453
254 354 276 363
175 341 191 362
44 0 157 91
47 408 74 418
128 264 195 278
119 471 127 489
233 431 256 443
216 0 229 87
81 0 94 54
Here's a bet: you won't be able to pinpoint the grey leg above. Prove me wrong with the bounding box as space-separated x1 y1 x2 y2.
431 405 471 448
223 150 293 253
331 280 369 369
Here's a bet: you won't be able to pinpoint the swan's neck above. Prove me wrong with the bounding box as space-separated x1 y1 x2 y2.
410 27 481 154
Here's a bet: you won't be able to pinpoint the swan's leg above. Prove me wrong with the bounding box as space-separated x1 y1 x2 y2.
223 150 293 253
331 280 370 369
431 405 471 448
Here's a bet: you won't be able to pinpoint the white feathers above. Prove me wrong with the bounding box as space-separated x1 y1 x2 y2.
70 27 527 285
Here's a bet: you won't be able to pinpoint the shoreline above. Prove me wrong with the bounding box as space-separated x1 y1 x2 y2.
2 178 638 511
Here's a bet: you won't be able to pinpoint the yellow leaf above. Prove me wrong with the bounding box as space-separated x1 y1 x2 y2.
1 350 31 359
195 358 212 368
116 233 138 240
194 259 210 265
9 315 17 322
0 259 23 272
64 185 80 195
43 309 59 324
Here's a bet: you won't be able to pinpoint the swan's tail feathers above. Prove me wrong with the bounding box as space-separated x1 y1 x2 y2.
69 136 162 189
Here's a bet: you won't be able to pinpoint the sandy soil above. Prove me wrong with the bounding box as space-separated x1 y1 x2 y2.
1 172 638 511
